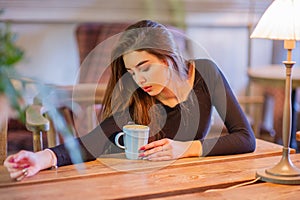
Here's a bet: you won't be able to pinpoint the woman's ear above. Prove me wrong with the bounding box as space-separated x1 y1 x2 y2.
187 61 195 88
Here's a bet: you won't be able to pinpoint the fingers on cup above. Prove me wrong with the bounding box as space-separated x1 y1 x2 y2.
144 145 164 156
142 139 167 151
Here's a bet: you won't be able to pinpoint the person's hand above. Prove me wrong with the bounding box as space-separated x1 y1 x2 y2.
4 150 41 181
4 150 48 181
139 138 201 161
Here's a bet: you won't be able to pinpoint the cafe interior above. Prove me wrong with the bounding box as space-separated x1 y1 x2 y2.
1 0 300 199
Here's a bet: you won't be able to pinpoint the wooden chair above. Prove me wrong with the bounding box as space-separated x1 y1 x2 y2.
238 95 265 138
1 76 39 164
25 83 106 152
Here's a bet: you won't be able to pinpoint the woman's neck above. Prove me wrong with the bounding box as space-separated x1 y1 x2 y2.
156 88 179 108
156 61 195 108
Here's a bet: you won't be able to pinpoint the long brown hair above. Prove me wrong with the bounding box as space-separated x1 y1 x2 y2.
101 20 191 136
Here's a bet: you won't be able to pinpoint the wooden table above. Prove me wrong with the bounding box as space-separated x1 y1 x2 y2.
0 139 295 199
161 156 300 200
247 65 300 89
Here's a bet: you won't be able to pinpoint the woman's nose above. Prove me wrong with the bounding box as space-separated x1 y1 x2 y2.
134 73 146 85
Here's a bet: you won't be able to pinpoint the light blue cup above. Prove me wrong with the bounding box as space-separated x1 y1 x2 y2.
115 124 149 160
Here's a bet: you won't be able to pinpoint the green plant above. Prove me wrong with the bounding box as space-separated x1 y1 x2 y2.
0 22 25 123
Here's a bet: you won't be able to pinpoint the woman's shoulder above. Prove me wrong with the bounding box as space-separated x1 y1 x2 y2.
192 59 221 80
193 59 218 70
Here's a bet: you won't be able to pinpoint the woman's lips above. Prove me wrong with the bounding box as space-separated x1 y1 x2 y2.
142 86 152 92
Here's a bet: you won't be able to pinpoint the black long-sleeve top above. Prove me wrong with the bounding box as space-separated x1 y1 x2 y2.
50 59 256 166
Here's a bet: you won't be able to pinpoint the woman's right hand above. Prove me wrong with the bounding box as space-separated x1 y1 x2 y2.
4 149 55 181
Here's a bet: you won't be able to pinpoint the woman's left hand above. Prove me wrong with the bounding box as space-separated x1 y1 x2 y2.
139 138 201 161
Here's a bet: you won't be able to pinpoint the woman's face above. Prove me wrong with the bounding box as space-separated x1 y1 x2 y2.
123 51 169 97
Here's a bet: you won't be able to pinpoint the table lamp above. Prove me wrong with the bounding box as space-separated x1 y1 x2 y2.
251 0 300 184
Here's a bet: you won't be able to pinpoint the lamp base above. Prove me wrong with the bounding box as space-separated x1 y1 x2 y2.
256 148 300 185
256 169 300 185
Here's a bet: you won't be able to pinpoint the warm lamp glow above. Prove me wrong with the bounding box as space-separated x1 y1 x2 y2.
251 0 300 41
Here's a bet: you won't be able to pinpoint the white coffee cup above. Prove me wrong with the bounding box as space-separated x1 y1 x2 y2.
115 124 149 160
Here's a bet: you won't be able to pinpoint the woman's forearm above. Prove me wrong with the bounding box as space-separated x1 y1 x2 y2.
183 140 202 158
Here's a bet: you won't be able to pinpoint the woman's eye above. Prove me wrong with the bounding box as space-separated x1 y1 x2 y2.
141 65 150 72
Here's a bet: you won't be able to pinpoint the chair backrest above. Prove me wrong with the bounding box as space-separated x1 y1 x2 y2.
76 22 131 84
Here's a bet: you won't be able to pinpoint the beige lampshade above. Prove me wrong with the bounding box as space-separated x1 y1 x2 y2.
251 0 300 41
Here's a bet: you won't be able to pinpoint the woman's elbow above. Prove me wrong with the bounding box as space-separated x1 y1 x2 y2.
245 131 256 153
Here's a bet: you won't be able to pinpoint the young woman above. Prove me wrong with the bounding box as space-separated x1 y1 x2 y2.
4 20 256 181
